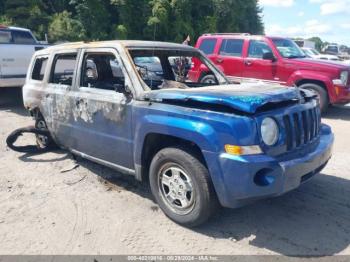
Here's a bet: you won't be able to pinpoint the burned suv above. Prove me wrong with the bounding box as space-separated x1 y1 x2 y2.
23 41 334 226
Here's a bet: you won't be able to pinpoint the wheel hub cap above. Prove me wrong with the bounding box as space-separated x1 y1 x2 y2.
159 166 194 213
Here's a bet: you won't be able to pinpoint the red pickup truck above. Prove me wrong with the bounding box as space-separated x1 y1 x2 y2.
189 33 350 112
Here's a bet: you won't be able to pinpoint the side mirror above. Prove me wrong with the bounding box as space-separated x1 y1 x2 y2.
263 51 276 62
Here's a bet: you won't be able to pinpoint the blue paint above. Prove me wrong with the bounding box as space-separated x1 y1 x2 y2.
134 84 333 208
144 84 306 114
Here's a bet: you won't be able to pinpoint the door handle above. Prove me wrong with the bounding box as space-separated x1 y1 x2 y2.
216 58 223 64
244 60 253 66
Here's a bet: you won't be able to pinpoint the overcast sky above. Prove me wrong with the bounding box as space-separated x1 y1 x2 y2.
259 0 350 45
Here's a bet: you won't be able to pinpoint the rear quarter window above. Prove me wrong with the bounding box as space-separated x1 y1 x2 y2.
198 39 217 55
32 57 48 81
12 30 36 44
0 30 11 44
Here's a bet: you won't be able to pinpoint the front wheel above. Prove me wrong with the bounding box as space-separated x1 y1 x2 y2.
200 74 217 85
149 147 218 227
299 83 329 113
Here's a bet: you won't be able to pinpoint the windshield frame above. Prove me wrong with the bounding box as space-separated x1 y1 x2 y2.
272 38 306 59
126 47 230 91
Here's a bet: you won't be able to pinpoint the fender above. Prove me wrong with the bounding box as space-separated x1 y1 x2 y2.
133 113 233 202
134 114 220 169
286 70 336 103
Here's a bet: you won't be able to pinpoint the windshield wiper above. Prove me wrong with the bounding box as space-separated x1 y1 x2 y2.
287 55 306 59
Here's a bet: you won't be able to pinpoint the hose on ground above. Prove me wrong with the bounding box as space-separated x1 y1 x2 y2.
6 126 55 153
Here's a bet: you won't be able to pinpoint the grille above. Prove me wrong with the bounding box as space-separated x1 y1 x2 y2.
283 107 320 151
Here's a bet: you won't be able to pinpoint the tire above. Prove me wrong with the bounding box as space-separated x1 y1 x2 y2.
35 115 56 150
200 74 217 85
149 147 218 227
299 83 329 113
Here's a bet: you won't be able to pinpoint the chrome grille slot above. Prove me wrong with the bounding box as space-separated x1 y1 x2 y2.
283 115 293 151
282 106 321 152
302 111 309 143
293 113 301 147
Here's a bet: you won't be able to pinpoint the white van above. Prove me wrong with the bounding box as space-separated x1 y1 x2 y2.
0 25 48 88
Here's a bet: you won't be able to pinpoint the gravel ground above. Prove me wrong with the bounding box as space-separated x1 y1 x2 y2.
0 87 349 256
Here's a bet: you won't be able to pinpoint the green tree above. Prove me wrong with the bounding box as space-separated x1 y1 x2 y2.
308 37 323 51
1 0 265 43
4 0 50 39
111 0 150 39
49 11 85 42
70 0 111 40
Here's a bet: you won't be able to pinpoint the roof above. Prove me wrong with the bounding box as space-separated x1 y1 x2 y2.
0 26 31 32
40 40 196 54
199 34 295 41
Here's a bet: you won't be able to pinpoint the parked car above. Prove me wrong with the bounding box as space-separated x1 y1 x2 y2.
0 25 48 88
301 47 341 62
133 56 164 81
190 33 350 112
323 44 340 56
23 40 334 226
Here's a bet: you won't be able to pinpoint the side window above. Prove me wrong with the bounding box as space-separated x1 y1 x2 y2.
50 54 77 85
81 53 125 92
31 57 48 81
248 40 273 59
12 30 36 44
0 30 11 44
199 39 217 55
219 39 244 57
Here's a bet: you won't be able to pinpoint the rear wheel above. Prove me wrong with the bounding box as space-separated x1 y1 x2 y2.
35 116 55 149
149 147 218 227
299 83 329 113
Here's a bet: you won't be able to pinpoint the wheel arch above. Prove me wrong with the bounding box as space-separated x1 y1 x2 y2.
139 133 207 182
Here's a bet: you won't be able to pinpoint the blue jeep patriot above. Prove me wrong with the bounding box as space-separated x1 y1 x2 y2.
23 41 334 226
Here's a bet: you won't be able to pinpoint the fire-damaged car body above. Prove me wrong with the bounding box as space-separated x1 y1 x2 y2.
23 41 334 226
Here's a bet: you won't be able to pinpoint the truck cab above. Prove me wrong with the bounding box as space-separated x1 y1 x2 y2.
0 25 48 88
190 34 350 112
23 41 333 226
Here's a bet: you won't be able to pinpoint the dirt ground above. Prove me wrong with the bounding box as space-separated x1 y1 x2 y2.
0 87 349 256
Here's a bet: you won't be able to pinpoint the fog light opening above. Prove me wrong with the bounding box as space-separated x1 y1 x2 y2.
254 169 275 187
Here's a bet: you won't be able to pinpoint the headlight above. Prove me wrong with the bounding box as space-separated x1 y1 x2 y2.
340 71 349 86
261 117 279 146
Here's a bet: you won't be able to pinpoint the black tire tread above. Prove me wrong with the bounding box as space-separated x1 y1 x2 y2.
149 146 218 227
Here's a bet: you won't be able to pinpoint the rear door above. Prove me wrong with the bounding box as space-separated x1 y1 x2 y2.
215 38 244 80
242 39 278 82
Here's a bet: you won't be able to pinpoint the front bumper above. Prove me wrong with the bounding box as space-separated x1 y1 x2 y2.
332 85 350 104
204 124 334 208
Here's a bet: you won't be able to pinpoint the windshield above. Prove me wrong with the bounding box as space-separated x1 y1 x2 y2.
310 49 320 55
302 49 313 57
272 39 306 58
128 49 229 90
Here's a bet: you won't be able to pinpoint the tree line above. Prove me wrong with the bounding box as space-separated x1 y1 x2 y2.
0 0 264 44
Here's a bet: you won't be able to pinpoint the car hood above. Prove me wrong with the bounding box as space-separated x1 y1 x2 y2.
144 82 316 114
289 57 349 70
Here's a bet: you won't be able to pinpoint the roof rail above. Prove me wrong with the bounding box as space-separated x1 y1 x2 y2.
203 33 251 36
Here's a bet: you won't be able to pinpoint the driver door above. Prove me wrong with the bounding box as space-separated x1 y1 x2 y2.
69 48 134 169
242 40 278 82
